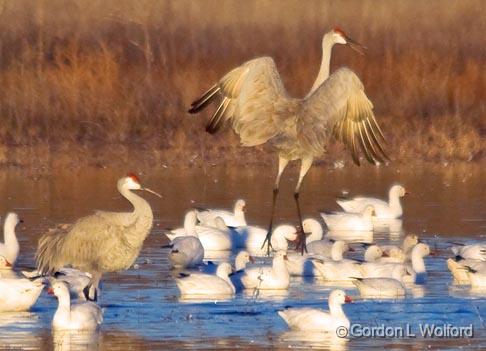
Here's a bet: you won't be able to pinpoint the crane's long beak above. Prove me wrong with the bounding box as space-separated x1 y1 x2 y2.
345 36 366 56
142 187 163 198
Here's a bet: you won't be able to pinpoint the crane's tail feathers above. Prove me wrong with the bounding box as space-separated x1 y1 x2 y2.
36 230 69 274
206 97 230 134
188 85 220 114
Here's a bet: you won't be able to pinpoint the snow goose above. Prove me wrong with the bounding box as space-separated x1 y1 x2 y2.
465 266 486 288
447 258 486 285
0 213 21 267
352 265 407 298
22 268 93 301
321 205 375 232
245 225 297 256
241 251 290 290
337 184 408 219
48 281 102 331
0 269 45 312
166 211 232 251
361 243 431 284
312 257 363 281
166 219 204 268
286 241 351 277
229 251 254 291
176 262 235 296
278 290 351 332
303 219 347 256
196 199 247 227
380 234 419 262
451 243 486 261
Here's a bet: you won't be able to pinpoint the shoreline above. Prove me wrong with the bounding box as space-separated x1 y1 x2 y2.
0 143 483 176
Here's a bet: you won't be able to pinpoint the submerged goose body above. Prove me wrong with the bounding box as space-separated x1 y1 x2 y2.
196 199 247 227
176 262 235 296
49 281 102 331
278 290 351 332
337 185 407 219
241 251 290 290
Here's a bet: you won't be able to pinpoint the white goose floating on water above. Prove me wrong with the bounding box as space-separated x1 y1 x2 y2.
48 281 103 331
0 260 45 312
196 199 247 227
278 290 352 332
352 265 407 298
379 234 419 263
241 250 290 290
286 240 351 277
167 211 232 251
321 205 375 232
361 243 431 284
245 225 297 255
337 184 408 219
175 262 235 296
447 258 486 285
0 213 21 268
451 243 486 261
165 215 205 268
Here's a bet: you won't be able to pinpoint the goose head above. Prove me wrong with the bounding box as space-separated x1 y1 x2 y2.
216 262 233 278
47 281 70 299
5 212 22 230
234 199 246 213
302 218 323 242
364 245 383 262
0 256 12 269
403 234 419 252
235 251 254 271
329 289 353 307
390 184 408 198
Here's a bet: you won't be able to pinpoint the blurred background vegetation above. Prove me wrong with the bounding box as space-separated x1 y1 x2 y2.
0 0 483 169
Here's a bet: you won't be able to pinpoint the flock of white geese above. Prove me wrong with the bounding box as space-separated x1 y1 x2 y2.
0 182 485 335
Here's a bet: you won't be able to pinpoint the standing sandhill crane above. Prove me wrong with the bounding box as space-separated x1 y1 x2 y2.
188 28 388 254
36 173 162 300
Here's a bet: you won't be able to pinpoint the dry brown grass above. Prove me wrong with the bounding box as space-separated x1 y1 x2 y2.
0 0 484 169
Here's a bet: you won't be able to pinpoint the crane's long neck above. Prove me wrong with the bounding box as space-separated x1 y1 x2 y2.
306 35 335 98
119 186 154 246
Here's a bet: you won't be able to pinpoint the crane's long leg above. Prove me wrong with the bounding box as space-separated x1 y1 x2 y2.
261 157 289 255
85 271 102 302
294 157 313 255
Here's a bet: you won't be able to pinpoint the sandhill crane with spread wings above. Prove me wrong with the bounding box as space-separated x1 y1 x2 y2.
188 28 388 254
36 173 162 300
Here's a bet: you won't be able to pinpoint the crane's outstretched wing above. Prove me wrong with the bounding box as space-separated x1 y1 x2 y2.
299 67 388 165
188 57 295 147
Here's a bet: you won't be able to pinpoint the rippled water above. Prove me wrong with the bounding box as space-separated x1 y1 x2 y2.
0 163 485 350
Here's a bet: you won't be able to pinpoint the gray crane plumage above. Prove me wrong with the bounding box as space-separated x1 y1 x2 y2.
189 28 388 254
36 174 161 300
